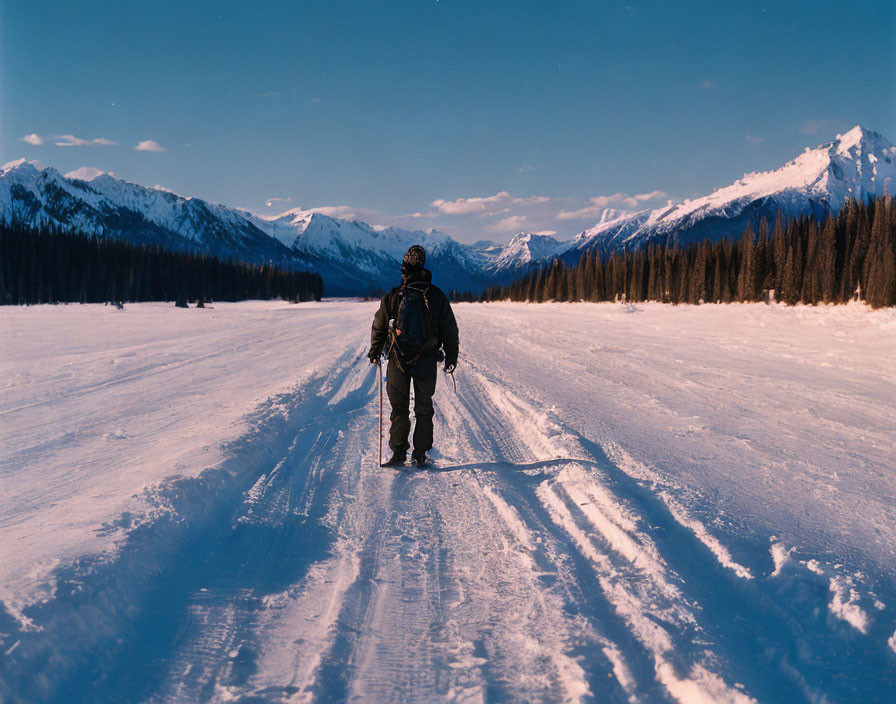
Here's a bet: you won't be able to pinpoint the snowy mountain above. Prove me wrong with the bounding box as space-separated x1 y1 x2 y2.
246 208 501 294
562 125 896 257
485 232 566 271
2 125 893 294
0 159 295 265
0 160 514 295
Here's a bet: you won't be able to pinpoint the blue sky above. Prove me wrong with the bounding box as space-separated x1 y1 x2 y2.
3 0 894 243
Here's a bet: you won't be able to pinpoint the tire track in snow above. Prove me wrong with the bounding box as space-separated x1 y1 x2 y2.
0 340 372 703
140 344 376 704
446 366 756 703
300 366 595 703
459 358 896 703
14 326 890 703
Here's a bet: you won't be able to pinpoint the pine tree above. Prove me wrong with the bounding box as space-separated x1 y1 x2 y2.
817 216 838 303
736 227 757 302
866 196 896 307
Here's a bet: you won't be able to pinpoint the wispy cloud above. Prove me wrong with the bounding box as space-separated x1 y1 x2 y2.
625 190 666 207
21 133 44 145
518 164 535 173
294 188 672 243
431 191 510 215
134 139 166 152
256 90 282 98
698 79 716 91
556 190 666 219
309 96 321 103
744 134 765 144
306 205 394 222
55 134 118 147
487 215 530 233
800 119 848 136
265 196 292 208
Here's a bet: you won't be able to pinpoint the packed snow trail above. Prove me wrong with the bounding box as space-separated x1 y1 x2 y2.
1 301 895 702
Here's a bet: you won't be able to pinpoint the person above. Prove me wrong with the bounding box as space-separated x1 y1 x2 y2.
368 245 459 468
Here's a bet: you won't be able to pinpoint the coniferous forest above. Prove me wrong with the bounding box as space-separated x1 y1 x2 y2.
0 224 323 306
456 196 896 309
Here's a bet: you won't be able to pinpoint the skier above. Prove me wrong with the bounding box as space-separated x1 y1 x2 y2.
368 245 459 468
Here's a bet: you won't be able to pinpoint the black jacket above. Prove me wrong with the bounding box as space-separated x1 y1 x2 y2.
369 268 459 365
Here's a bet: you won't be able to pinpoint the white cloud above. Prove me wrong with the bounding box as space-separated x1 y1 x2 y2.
518 164 535 173
55 134 118 147
744 134 765 145
556 205 601 220
623 190 667 207
556 194 624 220
557 190 665 219
511 195 552 205
21 133 43 145
487 214 531 233
698 80 716 91
265 196 292 208
431 191 510 215
310 97 321 103
55 134 92 147
134 139 166 152
631 189 666 202
308 205 382 221
295 187 674 244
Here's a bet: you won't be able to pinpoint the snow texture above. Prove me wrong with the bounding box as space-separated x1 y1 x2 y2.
1 300 895 703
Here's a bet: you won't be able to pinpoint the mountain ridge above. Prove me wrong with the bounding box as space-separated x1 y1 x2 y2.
3 125 893 294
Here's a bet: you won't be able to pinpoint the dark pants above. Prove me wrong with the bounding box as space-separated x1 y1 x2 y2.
387 354 437 453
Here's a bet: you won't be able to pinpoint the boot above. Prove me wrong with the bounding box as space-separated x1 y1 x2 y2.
412 449 429 469
382 449 407 467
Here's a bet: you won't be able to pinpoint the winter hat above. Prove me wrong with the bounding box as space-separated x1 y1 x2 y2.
402 245 426 271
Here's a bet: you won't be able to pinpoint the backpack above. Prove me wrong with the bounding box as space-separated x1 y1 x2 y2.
394 283 431 357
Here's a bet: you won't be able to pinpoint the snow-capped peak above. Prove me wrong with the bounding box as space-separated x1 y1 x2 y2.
2 158 28 172
488 231 564 269
258 206 311 224
597 208 631 224
2 158 43 175
64 166 108 181
835 125 887 156
566 125 896 254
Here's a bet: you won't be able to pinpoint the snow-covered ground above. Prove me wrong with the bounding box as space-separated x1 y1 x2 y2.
1 300 894 702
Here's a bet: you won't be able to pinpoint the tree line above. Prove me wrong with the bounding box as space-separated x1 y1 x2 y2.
0 224 323 306
453 195 895 308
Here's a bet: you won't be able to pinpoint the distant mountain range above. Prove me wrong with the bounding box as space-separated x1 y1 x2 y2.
2 125 894 295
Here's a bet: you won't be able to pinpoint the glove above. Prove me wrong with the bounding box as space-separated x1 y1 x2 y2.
444 356 457 374
368 349 382 365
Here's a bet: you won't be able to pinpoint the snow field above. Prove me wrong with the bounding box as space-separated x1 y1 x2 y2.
1 300 895 702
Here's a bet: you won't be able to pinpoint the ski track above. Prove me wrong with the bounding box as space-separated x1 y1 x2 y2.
2 305 895 703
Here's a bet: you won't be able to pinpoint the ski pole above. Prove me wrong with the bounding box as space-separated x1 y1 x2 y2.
378 356 384 467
